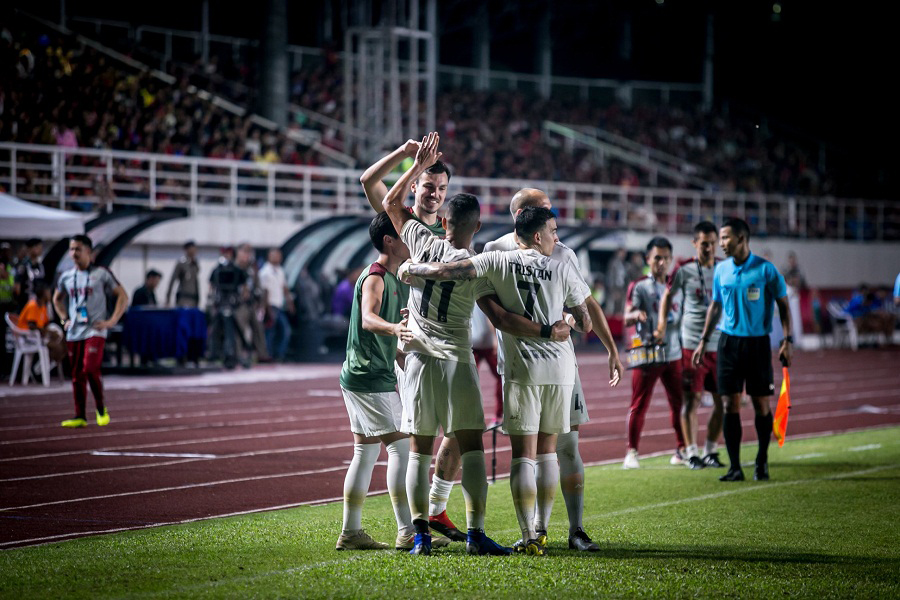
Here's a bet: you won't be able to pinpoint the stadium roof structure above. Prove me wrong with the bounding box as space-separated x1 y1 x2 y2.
0 193 85 239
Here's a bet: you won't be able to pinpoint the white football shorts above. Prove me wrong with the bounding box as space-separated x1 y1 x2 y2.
401 352 485 436
340 386 403 437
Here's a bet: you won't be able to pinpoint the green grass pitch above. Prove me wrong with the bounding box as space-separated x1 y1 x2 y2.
2 427 899 599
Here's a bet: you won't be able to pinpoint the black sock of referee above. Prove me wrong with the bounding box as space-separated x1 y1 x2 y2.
755 413 774 466
723 413 743 471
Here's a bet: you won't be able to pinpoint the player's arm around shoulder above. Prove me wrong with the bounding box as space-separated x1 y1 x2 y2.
360 274 412 342
403 257 477 283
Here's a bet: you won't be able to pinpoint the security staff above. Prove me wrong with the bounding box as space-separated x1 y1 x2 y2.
693 218 792 482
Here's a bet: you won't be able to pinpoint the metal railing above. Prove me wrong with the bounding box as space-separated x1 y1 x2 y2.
1 143 894 241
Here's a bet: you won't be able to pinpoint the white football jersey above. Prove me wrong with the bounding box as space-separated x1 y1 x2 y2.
483 232 585 376
470 248 591 385
401 219 493 363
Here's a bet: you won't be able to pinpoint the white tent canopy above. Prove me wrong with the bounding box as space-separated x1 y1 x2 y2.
0 193 85 238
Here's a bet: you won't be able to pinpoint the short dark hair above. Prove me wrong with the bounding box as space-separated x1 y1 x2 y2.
146 269 162 279
26 238 42 248
184 240 196 249
446 193 480 231
722 217 750 240
646 236 672 255
515 206 555 241
693 221 717 239
369 212 399 253
71 234 93 250
418 160 451 182
33 278 49 295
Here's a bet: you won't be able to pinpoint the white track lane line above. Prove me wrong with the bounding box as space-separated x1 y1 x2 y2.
5 404 896 484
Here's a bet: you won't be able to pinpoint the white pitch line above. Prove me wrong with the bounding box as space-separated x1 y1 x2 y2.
91 451 218 459
792 453 826 460
848 444 882 452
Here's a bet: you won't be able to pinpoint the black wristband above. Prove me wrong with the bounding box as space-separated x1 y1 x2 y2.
701 336 710 343
782 336 794 344
540 324 553 339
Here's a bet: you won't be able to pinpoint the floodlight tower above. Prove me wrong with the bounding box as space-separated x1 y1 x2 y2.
343 0 437 160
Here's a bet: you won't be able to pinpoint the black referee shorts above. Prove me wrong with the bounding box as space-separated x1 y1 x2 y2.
716 333 775 397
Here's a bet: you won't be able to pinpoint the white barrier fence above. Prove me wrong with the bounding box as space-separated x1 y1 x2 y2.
0 143 894 241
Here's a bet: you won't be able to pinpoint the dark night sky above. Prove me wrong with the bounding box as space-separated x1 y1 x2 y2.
10 0 897 196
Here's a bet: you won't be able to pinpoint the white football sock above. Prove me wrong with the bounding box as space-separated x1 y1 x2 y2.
341 443 380 533
428 475 454 517
686 444 699 459
460 450 487 531
406 452 432 525
534 453 559 534
705 440 718 456
510 457 538 542
385 438 414 535
557 431 584 534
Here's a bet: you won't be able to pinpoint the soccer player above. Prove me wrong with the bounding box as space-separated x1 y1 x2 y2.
360 138 466 540
482 188 623 552
655 222 726 469
693 218 792 482
53 235 128 427
384 133 568 556
403 204 593 557
336 212 442 551
623 237 686 469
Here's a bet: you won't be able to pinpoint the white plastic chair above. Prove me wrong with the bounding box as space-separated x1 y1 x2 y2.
5 312 57 387
826 300 858 351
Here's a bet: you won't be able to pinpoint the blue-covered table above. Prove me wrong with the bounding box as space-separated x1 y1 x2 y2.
122 307 207 361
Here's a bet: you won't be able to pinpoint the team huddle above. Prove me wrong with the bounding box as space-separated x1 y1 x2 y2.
336 132 793 556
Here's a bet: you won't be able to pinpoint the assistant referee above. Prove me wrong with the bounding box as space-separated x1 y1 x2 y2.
692 218 793 482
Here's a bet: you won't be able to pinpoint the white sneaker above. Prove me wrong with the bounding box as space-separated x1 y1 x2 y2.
670 448 686 465
336 529 389 550
623 449 640 469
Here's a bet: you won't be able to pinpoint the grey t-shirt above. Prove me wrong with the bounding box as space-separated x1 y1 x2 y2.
668 257 721 350
626 276 682 362
57 265 120 341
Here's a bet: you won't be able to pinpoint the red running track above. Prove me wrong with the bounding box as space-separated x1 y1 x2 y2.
1 348 898 549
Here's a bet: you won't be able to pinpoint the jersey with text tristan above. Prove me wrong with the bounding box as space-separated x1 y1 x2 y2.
57 265 120 341
668 257 721 349
483 232 584 376
471 248 590 385
401 219 493 363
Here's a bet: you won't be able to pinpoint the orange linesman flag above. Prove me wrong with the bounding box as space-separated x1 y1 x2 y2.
773 365 791 447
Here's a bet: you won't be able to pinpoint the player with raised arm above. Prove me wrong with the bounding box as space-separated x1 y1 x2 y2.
383 133 569 556
402 205 593 556
655 221 725 469
360 138 467 540
481 188 623 552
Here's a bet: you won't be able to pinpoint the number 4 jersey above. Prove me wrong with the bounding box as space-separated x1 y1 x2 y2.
400 219 494 364
470 248 591 386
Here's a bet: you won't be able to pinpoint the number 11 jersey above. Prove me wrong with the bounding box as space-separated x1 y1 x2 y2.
400 219 493 364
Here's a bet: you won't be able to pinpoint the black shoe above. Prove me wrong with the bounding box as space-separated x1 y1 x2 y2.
754 463 769 481
702 452 725 468
688 456 705 470
719 468 745 482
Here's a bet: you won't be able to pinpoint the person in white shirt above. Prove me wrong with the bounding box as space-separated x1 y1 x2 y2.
258 249 294 362
403 204 593 557
384 133 569 557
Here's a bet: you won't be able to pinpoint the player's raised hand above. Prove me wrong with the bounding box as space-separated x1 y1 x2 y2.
401 139 421 157
414 131 442 167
